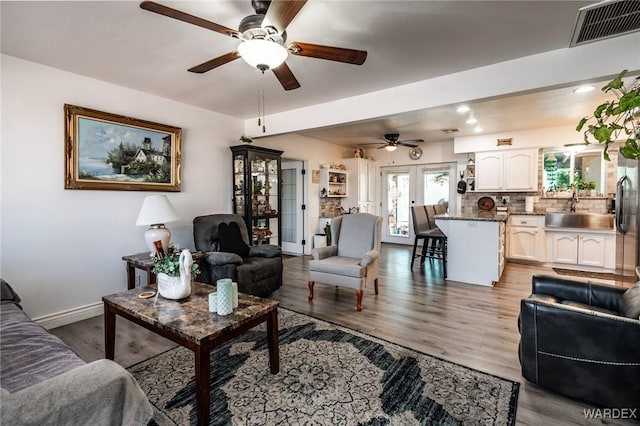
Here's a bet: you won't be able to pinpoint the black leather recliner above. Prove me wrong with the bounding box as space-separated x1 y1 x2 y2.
193 214 282 298
519 275 640 410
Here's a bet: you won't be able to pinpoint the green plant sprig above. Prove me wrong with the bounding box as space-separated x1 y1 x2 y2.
577 70 640 161
152 252 200 278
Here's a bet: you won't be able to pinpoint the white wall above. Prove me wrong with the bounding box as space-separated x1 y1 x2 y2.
453 126 586 153
1 55 243 322
255 133 349 252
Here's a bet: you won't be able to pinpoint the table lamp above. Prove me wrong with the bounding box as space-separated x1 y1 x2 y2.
135 195 179 255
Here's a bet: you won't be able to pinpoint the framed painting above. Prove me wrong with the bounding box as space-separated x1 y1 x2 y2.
64 104 182 191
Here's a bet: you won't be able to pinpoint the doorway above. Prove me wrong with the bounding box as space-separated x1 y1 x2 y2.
380 163 457 245
281 160 306 255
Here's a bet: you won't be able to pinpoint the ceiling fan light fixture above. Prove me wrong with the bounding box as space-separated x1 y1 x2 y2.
238 39 288 70
385 145 398 152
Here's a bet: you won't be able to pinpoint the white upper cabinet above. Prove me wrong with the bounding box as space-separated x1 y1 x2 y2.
342 158 378 213
475 149 538 192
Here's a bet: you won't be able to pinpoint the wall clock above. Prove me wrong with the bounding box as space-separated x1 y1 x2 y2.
409 147 423 160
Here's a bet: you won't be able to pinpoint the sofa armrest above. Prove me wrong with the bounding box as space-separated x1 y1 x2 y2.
204 252 243 266
531 274 626 312
520 297 640 379
359 250 379 267
249 244 281 258
1 359 153 426
313 245 337 260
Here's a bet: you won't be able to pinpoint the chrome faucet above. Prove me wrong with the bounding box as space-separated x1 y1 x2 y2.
569 191 579 212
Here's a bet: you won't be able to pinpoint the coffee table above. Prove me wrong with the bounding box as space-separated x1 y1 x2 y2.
102 282 279 425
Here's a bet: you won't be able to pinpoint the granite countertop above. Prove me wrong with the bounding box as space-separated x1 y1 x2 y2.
435 212 508 222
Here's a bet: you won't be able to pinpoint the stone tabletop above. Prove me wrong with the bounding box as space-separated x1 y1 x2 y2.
435 212 508 222
102 281 278 345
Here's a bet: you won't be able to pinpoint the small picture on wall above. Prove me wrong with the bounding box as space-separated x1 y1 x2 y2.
64 104 182 191
312 170 320 184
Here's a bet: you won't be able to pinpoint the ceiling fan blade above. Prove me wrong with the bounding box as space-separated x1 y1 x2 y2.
397 142 418 148
140 1 240 38
272 62 301 91
262 0 308 34
399 139 425 144
288 42 367 65
188 52 240 73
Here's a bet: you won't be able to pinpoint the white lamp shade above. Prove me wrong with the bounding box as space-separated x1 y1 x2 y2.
135 195 179 226
238 39 288 70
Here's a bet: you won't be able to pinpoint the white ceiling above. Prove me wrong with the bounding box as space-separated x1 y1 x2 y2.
1 1 635 148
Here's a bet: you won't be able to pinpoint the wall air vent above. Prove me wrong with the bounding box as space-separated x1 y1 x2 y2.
570 0 640 47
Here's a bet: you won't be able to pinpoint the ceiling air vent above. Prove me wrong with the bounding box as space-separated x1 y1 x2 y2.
441 128 460 134
570 0 640 47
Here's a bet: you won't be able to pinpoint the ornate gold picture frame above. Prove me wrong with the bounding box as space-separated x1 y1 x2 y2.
64 104 182 191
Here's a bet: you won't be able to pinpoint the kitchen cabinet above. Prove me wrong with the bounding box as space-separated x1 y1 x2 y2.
507 215 545 262
475 149 538 192
320 168 347 197
230 145 282 246
342 158 378 215
546 229 615 269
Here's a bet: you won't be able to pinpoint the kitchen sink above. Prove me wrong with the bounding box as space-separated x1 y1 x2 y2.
545 212 614 229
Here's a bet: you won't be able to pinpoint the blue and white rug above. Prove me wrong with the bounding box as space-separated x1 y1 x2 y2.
129 308 518 425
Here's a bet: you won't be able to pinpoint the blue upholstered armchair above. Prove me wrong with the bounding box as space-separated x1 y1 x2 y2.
308 213 382 311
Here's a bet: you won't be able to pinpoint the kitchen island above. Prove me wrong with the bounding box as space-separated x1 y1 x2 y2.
435 212 507 286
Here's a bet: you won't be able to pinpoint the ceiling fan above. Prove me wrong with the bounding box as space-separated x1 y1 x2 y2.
140 0 368 91
359 133 425 152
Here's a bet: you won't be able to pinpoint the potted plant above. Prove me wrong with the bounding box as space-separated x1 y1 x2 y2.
584 180 597 197
153 249 200 299
577 70 640 160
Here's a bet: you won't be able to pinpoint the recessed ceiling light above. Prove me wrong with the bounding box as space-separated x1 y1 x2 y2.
456 105 470 113
466 117 478 124
574 85 595 94
473 126 484 133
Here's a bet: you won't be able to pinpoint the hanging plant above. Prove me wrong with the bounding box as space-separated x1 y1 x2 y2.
576 70 640 161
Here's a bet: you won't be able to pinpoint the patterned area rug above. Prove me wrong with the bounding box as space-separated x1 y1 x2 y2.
129 309 519 425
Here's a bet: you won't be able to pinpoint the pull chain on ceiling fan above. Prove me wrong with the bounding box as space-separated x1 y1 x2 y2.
359 133 425 151
140 0 368 91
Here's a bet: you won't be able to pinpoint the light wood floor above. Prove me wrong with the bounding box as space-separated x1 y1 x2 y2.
52 243 636 425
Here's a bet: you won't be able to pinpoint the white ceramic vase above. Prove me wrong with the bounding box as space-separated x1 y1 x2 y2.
157 272 191 300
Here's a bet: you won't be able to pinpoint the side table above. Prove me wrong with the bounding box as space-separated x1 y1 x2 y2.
122 251 206 290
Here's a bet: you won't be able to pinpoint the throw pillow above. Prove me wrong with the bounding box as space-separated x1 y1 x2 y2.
218 222 250 258
1 279 22 309
621 282 640 320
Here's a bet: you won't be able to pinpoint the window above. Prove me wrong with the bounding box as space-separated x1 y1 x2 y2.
543 147 604 195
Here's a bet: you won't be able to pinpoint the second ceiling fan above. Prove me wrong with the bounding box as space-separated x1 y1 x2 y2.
140 0 368 91
359 133 425 151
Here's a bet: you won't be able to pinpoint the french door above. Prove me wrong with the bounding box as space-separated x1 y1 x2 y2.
381 163 456 244
281 160 305 254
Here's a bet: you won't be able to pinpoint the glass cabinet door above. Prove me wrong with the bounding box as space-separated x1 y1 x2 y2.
231 145 282 246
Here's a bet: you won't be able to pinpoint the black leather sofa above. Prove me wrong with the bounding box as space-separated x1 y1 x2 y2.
193 214 282 298
519 275 640 410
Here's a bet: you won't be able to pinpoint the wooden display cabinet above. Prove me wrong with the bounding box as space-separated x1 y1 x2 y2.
230 145 282 246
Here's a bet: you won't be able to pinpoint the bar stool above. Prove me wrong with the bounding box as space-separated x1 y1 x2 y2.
419 205 447 278
410 205 431 269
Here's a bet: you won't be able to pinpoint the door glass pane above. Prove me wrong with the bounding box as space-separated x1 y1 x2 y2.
386 172 410 238
281 168 296 243
423 169 449 210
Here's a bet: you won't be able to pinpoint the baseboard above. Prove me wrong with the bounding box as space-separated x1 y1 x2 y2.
33 302 103 330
